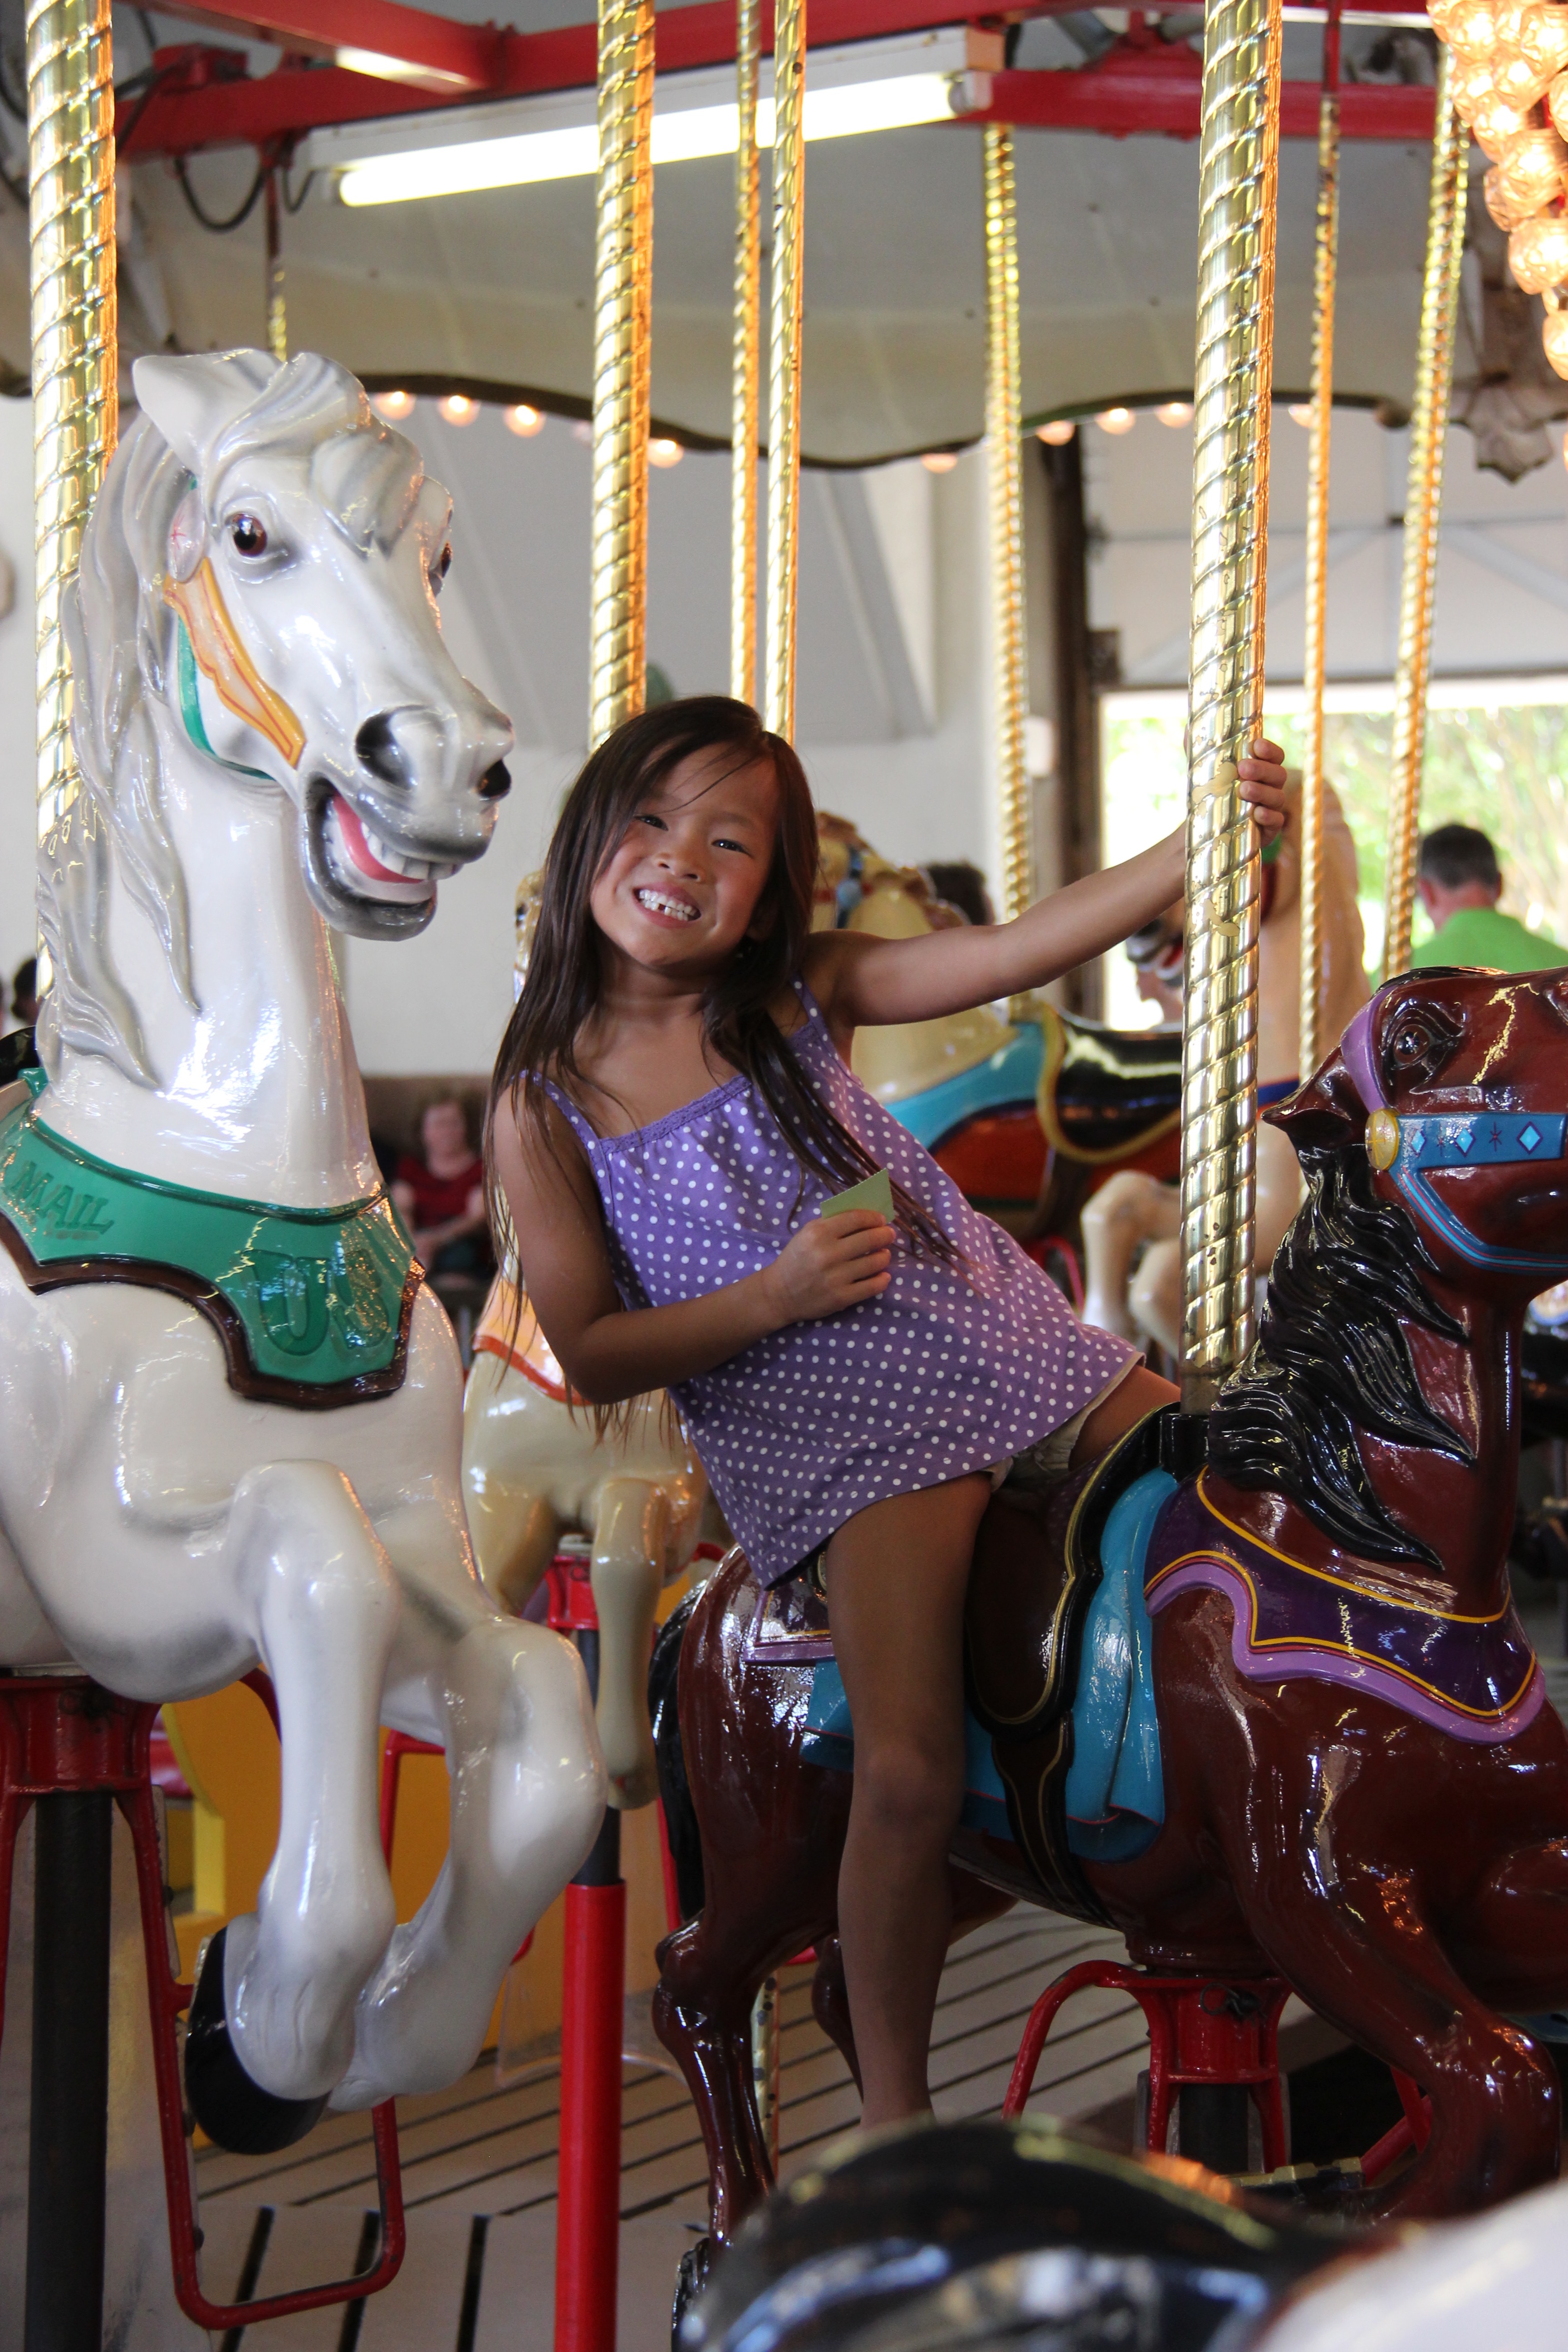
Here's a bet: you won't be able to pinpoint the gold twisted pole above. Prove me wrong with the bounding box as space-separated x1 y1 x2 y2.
1298 15 1339 1081
1382 42 1466 981
29 0 116 853
762 0 805 740
1181 0 1282 1411
731 0 760 705
588 0 654 748
984 125 1028 925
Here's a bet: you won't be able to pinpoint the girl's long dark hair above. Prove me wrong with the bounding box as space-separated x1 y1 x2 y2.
485 695 951 1264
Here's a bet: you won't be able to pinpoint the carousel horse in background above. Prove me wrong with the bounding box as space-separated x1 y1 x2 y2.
463 1276 709 1809
461 870 711 1810
0 351 603 2156
653 968 1568 2242
1080 774 1367 1353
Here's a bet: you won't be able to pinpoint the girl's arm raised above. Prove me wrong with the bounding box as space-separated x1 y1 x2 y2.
494 1090 897 1405
804 741 1288 1034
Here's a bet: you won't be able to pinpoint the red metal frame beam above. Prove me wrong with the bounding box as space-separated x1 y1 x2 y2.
118 0 1440 160
968 64 1437 139
150 0 502 90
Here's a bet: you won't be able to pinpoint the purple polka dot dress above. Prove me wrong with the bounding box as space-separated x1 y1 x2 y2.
544 988 1135 1586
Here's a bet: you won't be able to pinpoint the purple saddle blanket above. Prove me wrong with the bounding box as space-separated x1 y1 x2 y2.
1144 1475 1543 1745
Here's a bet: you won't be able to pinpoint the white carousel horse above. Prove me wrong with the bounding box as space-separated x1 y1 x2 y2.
0 350 603 2146
462 872 709 1812
1080 775 1368 1354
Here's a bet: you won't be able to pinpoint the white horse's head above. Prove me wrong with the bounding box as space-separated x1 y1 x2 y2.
42 349 513 1079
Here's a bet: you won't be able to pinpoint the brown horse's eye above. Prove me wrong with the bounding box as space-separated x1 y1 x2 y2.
229 514 268 558
1392 1024 1429 1064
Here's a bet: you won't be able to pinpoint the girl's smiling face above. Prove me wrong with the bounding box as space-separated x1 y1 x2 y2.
589 746 781 984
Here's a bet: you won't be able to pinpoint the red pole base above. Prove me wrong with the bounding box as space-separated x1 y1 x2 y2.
555 1877 627 2352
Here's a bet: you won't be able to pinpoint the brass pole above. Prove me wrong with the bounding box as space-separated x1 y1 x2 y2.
731 0 760 705
1181 0 1283 1412
29 0 116 854
984 125 1029 926
264 163 287 365
762 0 804 739
1298 14 1339 1082
588 0 654 749
1382 42 1466 981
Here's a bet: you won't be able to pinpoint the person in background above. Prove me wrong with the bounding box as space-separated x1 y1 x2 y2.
1411 824 1568 974
922 862 995 930
8 957 37 1032
392 1097 493 1275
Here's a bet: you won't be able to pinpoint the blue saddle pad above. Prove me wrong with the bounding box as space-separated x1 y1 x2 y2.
799 1468 1175 1864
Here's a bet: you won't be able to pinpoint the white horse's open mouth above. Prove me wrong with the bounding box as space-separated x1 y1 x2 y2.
305 784 463 937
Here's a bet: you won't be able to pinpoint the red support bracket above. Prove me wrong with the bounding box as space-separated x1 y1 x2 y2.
0 1676 406 2331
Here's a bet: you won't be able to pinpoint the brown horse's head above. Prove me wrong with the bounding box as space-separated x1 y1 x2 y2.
1274 968 1568 1299
1210 970 1568 1568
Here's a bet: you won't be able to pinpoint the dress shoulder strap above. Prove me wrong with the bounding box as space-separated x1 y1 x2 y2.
534 1074 601 1155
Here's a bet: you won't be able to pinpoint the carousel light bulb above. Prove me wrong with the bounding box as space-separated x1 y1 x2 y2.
1449 0 1500 61
1520 1 1568 79
1485 159 1537 222
1451 55 1498 121
372 389 414 420
1495 44 1556 103
1499 120 1568 208
1543 304 1568 374
1496 0 1530 44
1550 67 1568 131
1288 401 1313 425
505 402 544 436
1429 0 1460 33
1096 406 1135 435
1154 401 1193 426
1474 89 1537 154
437 393 478 425
1509 207 1568 287
648 436 684 467
921 450 959 471
1035 419 1076 444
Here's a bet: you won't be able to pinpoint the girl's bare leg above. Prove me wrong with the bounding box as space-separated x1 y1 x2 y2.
1070 1362 1178 1468
825 1473 992 2129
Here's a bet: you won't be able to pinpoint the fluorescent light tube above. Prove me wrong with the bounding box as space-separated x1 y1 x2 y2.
316 30 970 207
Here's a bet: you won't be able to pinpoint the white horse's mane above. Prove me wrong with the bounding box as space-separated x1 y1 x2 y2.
38 351 423 1085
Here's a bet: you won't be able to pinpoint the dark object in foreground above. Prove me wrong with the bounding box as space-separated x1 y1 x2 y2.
680 2116 1338 2352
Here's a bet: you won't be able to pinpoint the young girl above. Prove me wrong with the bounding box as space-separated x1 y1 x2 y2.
490 697 1286 2127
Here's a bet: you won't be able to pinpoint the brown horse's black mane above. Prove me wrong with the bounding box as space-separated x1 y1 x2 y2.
1208 1142 1474 1568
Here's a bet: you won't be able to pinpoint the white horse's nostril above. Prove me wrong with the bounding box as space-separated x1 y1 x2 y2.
355 712 407 788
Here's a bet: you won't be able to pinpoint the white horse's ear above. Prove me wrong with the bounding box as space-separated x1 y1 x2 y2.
132 350 281 474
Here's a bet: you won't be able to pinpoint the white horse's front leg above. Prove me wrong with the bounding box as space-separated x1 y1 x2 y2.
332 1505 604 2108
1080 1170 1179 1340
218 1461 400 2103
590 1477 670 1812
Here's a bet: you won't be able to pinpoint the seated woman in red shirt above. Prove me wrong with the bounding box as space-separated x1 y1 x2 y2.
392 1098 494 1276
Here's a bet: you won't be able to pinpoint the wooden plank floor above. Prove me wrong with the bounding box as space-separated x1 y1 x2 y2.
193 1907 1143 2350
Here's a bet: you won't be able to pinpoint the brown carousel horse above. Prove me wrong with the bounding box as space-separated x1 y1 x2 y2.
651 965 1568 2256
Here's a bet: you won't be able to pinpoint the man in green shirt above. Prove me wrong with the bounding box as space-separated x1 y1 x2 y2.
1410 823 1568 974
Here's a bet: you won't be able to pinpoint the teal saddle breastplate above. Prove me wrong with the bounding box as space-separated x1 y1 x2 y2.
0 1073 421 1409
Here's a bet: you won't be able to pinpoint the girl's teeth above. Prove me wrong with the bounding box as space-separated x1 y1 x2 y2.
639 889 696 921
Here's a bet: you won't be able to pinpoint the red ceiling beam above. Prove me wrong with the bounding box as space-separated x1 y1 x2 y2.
968 64 1438 139
118 0 1441 161
149 0 502 91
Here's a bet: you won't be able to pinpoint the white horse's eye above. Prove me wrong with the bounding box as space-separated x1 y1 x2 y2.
431 543 453 590
228 514 269 558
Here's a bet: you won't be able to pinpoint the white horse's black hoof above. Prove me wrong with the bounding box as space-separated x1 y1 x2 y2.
672 2234 713 2348
184 1926 329 2155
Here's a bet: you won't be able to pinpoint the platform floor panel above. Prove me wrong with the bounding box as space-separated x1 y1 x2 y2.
195 1907 1136 2347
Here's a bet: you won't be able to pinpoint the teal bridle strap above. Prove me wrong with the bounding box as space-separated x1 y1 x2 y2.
175 620 274 782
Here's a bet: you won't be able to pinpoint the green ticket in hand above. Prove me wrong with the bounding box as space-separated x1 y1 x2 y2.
818 1167 894 1220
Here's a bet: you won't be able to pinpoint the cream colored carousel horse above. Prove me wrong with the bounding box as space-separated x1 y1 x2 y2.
1080 775 1367 1352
